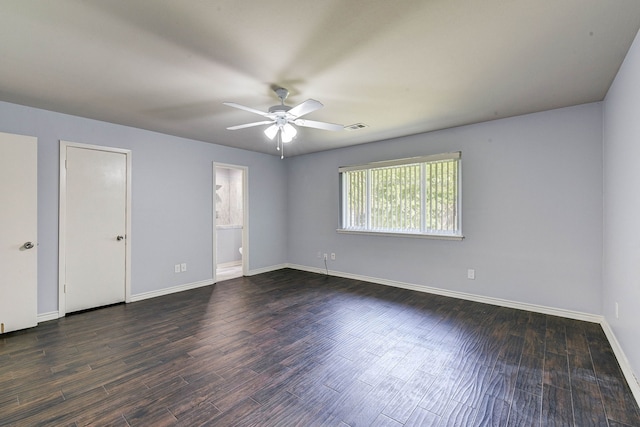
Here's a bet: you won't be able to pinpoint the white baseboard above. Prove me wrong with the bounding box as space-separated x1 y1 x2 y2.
600 320 640 406
129 279 214 302
246 263 288 276
37 311 60 323
286 263 602 323
63 263 286 307
128 266 289 302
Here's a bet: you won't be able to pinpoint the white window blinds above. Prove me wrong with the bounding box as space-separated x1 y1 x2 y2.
339 152 461 237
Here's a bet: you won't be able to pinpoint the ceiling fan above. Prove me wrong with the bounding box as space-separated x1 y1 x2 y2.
224 87 343 158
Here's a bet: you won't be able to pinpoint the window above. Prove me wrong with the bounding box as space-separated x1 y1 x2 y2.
339 152 462 239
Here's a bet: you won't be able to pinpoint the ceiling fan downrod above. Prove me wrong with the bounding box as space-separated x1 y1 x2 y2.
274 87 289 104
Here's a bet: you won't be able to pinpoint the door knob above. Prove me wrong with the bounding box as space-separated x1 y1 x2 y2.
116 235 124 241
23 241 34 249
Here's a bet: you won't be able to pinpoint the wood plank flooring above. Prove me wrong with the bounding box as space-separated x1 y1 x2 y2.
1 269 639 426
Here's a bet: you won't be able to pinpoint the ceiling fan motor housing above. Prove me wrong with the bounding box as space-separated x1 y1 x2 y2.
268 105 291 114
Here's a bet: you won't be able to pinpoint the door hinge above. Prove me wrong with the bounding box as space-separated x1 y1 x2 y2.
64 284 67 293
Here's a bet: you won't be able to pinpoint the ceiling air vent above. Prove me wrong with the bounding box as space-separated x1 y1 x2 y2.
344 123 368 131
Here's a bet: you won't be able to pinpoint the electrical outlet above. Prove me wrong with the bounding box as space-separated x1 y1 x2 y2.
323 253 328 260
467 269 475 280
174 264 181 273
615 302 619 319
331 253 336 260
181 263 187 272
317 251 321 259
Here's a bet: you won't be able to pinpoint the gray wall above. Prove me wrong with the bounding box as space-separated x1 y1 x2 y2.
287 103 603 314
603 30 640 383
0 101 288 315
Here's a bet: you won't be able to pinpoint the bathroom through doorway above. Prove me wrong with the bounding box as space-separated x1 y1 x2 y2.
213 163 247 281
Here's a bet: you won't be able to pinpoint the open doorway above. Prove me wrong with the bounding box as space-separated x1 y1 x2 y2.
213 163 247 281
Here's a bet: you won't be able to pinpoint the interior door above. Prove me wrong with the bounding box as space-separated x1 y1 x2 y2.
64 145 127 313
0 132 38 333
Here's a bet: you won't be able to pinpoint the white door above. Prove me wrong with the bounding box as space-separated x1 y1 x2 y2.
64 145 127 313
0 132 37 333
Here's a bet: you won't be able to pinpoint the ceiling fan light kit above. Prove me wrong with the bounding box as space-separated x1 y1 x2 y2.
224 86 344 158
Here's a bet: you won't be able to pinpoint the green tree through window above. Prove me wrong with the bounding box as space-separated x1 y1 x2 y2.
340 153 461 237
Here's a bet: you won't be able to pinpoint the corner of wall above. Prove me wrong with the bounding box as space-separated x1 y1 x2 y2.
600 318 640 407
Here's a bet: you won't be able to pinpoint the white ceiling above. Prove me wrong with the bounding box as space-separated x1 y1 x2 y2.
1 1 639 157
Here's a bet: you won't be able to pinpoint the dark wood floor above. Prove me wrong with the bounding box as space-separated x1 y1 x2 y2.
1 269 639 426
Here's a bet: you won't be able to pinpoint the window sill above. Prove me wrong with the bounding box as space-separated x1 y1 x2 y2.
336 229 464 241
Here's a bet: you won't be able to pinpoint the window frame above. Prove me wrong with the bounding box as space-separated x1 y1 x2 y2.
338 152 463 240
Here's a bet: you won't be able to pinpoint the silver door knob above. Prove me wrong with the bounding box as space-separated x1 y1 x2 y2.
23 242 34 249
116 235 124 241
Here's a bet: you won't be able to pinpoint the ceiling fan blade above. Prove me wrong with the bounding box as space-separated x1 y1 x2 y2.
223 102 270 117
287 99 323 118
294 118 344 131
227 120 273 130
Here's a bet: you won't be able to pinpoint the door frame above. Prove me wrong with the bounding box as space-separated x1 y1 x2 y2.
213 162 248 282
58 141 132 317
